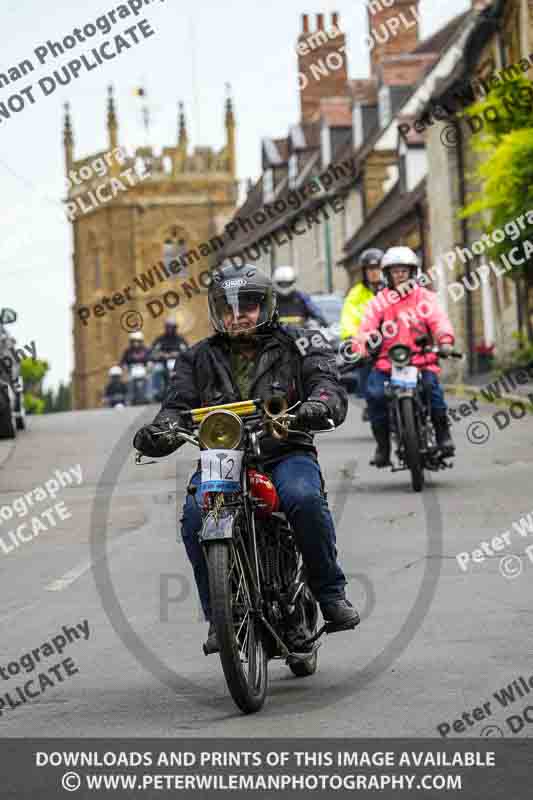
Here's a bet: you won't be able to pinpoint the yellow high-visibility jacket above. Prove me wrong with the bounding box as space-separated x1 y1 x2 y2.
339 283 375 339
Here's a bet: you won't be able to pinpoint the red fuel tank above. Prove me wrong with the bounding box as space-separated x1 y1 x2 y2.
247 469 280 516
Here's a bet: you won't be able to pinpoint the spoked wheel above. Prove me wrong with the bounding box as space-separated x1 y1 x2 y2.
288 585 319 678
400 396 424 492
207 540 268 713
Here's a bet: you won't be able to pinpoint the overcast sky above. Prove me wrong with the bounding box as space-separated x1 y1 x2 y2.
0 0 469 390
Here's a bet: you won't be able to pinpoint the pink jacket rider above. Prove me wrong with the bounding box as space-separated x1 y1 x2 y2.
354 284 455 374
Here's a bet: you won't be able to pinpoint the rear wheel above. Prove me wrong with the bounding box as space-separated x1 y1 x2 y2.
207 540 268 713
400 396 424 492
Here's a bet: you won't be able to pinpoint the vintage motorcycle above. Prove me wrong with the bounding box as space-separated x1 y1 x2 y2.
137 397 357 714
127 363 151 405
361 337 462 492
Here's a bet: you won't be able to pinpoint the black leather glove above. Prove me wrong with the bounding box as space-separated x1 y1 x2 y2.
133 410 190 458
295 401 330 431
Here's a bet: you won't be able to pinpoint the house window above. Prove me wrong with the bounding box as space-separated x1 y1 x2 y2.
353 103 364 149
263 169 274 203
378 85 391 129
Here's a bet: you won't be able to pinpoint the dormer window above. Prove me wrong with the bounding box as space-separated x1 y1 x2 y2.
288 154 298 188
378 85 391 128
263 168 274 203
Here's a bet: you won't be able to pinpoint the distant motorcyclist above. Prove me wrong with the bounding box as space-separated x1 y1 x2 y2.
355 246 456 467
120 331 150 367
103 366 127 407
149 318 188 401
340 249 385 417
133 262 359 654
150 317 188 357
340 249 385 340
273 265 328 328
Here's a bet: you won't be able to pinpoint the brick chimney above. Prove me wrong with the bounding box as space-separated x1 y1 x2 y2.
367 0 420 78
297 12 348 123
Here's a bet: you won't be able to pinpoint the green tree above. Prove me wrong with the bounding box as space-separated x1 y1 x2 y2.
20 358 49 414
459 74 533 336
43 381 72 413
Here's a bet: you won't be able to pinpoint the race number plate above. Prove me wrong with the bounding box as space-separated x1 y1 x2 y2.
391 364 418 388
200 449 243 492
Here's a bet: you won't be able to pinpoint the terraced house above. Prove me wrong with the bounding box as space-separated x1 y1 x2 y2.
221 0 533 381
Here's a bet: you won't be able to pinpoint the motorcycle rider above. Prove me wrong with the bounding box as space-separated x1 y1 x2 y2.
149 317 188 401
273 265 328 327
133 262 359 653
355 246 456 467
120 331 150 367
120 332 152 404
339 248 385 417
103 366 127 407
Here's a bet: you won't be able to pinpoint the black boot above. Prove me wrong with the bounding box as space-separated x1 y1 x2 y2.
320 598 360 630
432 412 455 456
370 423 391 467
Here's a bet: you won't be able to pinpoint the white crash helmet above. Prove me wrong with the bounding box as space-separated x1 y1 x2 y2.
108 365 122 377
273 265 296 296
129 331 144 342
381 246 419 287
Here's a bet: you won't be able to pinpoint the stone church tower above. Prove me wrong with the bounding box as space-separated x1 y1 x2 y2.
67 86 238 410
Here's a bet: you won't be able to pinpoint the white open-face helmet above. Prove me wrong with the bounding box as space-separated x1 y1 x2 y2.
108 365 122 377
381 247 419 287
129 331 144 342
273 265 296 296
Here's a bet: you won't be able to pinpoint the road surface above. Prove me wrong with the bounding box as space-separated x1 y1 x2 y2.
1 396 532 738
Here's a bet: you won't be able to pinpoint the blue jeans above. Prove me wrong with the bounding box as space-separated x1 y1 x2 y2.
356 362 372 399
366 369 447 425
180 454 347 621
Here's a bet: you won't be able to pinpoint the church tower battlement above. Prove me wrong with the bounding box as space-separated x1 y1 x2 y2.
67 85 238 410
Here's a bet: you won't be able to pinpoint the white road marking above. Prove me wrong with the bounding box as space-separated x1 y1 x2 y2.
45 558 94 592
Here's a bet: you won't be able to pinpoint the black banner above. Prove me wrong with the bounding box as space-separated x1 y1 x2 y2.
0 739 531 798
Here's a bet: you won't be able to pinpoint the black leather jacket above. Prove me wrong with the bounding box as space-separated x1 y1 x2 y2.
159 324 347 465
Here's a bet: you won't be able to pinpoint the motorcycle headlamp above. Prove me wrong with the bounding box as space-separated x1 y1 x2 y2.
198 410 243 450
389 344 411 365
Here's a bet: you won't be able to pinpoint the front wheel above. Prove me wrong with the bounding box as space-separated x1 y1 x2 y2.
207 540 268 713
400 396 424 492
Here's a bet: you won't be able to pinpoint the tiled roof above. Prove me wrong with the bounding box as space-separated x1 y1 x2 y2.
412 11 470 54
